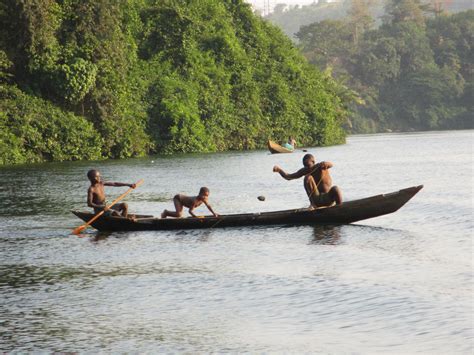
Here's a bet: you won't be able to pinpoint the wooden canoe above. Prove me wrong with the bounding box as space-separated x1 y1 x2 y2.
72 185 423 232
268 140 293 154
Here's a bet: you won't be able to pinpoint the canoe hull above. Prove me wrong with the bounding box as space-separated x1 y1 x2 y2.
268 140 293 154
72 185 423 232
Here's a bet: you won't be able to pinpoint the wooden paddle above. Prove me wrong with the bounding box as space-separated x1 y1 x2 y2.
72 179 144 235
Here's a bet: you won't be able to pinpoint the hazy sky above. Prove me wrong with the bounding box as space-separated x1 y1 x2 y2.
245 0 320 13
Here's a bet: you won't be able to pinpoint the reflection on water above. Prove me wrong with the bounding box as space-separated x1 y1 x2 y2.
0 131 472 353
310 225 342 245
0 263 209 290
88 231 113 242
0 264 85 289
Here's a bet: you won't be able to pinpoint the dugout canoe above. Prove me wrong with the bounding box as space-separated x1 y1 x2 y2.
71 185 423 232
268 140 293 154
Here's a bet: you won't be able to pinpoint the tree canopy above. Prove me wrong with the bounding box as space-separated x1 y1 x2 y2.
0 0 348 165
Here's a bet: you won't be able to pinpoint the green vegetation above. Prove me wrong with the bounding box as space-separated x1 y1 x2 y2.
297 1 473 132
0 0 347 165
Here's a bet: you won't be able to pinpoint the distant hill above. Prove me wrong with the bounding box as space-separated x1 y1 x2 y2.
265 0 473 40
296 2 474 133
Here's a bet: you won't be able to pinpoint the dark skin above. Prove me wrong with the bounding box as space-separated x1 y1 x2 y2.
273 155 343 208
87 171 136 218
161 190 219 218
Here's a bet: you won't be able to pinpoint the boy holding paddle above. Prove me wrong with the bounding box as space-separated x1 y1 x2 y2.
161 187 219 218
87 169 136 218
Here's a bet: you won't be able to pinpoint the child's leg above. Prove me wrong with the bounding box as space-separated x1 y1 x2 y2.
161 195 184 218
117 202 129 218
109 204 125 217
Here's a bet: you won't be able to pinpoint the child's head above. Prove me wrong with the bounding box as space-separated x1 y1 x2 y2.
198 187 210 199
87 169 100 183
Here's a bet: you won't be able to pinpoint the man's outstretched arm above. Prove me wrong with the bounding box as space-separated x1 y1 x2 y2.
273 166 308 180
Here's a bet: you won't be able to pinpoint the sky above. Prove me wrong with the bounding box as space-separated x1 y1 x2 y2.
245 0 319 10
244 0 332 15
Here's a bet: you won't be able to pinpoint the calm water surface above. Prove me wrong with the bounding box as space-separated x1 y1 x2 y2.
0 131 472 353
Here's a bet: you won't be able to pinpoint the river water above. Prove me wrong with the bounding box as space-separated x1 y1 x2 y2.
0 130 472 353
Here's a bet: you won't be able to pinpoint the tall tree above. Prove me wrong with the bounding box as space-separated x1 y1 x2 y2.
347 0 376 43
383 0 429 26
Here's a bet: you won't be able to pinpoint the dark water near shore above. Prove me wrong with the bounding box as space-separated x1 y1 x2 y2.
0 130 472 353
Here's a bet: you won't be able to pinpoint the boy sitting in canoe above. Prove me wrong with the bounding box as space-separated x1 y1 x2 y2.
161 187 219 218
282 136 297 150
87 169 136 218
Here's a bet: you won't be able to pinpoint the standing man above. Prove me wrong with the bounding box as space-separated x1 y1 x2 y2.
273 154 343 208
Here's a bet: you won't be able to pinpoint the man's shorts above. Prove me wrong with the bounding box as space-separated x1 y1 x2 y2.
310 192 334 207
94 204 122 217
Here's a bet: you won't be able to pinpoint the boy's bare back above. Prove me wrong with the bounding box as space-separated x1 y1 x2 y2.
176 194 203 209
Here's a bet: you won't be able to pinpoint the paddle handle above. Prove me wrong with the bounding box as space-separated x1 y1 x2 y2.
72 179 144 235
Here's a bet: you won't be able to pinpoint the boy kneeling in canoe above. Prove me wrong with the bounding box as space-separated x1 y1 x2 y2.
161 187 219 218
87 169 136 218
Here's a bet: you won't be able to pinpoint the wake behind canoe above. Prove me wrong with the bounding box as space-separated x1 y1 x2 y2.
72 185 423 232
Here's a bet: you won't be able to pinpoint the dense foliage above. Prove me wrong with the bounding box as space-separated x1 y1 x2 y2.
0 0 347 165
297 1 473 132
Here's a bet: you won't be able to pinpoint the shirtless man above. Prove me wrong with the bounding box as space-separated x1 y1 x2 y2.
87 169 136 217
161 187 219 218
273 153 343 208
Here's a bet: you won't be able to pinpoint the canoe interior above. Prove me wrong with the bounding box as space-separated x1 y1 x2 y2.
72 185 423 232
268 140 293 154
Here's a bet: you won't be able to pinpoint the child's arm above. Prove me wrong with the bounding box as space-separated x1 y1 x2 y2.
186 196 200 217
104 181 136 188
204 201 219 217
188 206 198 218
